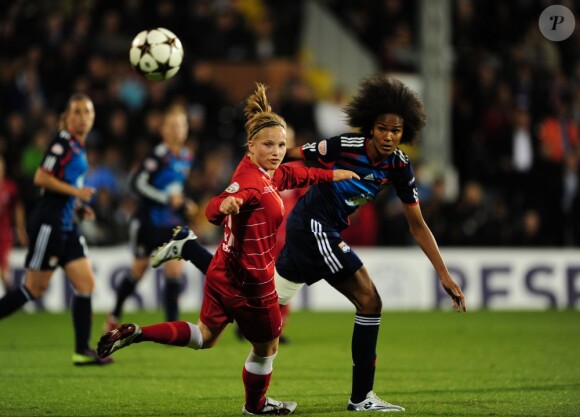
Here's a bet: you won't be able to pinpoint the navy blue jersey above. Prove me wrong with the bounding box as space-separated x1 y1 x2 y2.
290 134 418 231
34 130 88 231
132 143 193 228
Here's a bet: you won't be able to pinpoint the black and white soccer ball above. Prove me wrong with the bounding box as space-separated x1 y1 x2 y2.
129 28 184 81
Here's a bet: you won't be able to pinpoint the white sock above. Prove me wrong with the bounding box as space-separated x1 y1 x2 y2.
244 350 276 375
186 322 203 350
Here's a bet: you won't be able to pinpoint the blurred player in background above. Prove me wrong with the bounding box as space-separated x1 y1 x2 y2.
274 75 467 412
104 105 211 332
0 93 112 366
98 83 359 415
0 155 28 292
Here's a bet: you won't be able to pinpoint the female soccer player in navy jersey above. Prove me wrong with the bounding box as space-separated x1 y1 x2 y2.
98 83 358 415
104 105 210 332
0 94 112 366
273 75 467 412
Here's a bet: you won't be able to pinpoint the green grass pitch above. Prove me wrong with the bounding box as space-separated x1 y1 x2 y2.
1 310 579 416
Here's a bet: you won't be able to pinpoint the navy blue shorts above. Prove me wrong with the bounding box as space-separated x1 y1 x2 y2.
276 218 363 286
129 217 176 258
25 221 87 271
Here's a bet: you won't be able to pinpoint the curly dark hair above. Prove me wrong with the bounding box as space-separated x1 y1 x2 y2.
344 75 426 145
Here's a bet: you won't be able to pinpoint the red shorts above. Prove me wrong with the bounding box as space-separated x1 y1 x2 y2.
200 265 282 343
0 238 12 270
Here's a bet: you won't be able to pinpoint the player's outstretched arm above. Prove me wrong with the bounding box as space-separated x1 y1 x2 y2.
403 203 467 313
34 168 95 202
332 169 360 182
439 271 467 312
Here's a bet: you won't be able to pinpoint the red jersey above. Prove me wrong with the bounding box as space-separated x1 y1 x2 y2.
205 156 333 298
0 179 20 243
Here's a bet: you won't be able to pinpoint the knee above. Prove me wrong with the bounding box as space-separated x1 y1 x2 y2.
25 282 48 299
74 277 95 294
356 291 382 314
198 324 219 349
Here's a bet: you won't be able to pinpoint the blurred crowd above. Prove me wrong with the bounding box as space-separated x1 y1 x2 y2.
1 0 579 248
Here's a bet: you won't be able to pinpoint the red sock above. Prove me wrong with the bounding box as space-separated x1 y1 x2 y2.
242 367 271 412
139 321 191 346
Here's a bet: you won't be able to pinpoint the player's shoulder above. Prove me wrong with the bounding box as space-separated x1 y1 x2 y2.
47 130 73 155
152 143 169 158
392 148 411 167
223 173 261 196
337 132 366 142
322 133 366 149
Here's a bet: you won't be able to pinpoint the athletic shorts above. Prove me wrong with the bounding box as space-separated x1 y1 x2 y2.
200 262 282 343
129 217 176 258
24 222 87 271
276 218 363 286
0 238 12 270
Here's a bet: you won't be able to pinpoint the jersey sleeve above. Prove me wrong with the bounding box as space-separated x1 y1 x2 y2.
205 174 262 225
39 134 71 179
392 161 419 205
131 152 169 204
299 136 343 168
273 162 334 191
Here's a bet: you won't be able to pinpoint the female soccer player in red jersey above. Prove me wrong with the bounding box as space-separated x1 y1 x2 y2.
0 155 27 292
98 83 358 415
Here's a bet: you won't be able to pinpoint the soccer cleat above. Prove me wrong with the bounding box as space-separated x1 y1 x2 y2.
150 226 197 268
347 391 405 412
242 398 297 415
97 323 142 358
103 313 119 334
72 349 114 366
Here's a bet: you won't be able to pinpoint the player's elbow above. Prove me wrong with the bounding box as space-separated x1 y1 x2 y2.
33 168 48 187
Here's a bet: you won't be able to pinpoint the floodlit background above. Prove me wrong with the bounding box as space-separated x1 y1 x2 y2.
0 0 579 310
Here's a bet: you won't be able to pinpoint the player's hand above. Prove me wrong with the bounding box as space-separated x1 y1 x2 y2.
440 273 467 313
75 205 95 221
332 169 360 181
76 187 96 202
169 193 185 210
220 196 243 215
183 198 198 220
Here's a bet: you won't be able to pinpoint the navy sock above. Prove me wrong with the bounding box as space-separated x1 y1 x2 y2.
351 313 381 403
0 286 33 319
181 240 212 274
163 277 181 322
71 294 92 353
112 274 138 318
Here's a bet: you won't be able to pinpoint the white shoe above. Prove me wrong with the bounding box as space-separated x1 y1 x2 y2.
97 323 142 358
242 397 297 415
150 226 197 268
347 391 405 412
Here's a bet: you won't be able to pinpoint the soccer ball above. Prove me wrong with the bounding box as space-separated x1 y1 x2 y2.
129 28 184 81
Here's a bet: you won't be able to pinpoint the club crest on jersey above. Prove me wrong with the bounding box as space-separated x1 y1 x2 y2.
225 182 239 193
338 241 351 253
144 158 158 171
51 143 64 155
317 140 328 155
